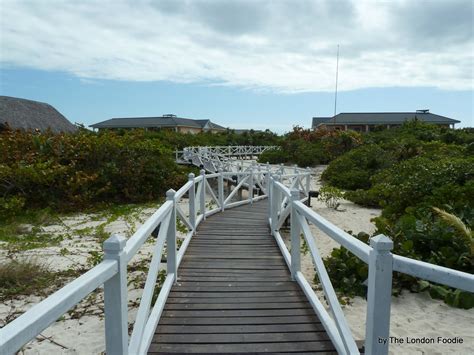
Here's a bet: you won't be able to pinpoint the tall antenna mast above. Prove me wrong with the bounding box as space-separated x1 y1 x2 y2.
333 44 340 119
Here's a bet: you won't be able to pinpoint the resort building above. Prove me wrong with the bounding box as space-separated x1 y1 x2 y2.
90 114 227 134
312 110 460 132
0 96 77 133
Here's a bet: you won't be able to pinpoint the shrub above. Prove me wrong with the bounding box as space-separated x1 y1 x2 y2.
318 185 344 209
0 258 56 300
0 130 187 213
322 144 393 190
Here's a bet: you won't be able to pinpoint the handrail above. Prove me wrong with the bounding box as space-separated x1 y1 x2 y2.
294 201 370 263
0 260 118 354
393 255 474 292
124 201 173 262
1 148 295 355
268 175 474 355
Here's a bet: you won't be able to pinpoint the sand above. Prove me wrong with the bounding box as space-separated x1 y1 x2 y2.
2 168 473 354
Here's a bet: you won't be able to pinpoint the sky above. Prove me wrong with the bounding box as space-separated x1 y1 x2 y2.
0 0 473 132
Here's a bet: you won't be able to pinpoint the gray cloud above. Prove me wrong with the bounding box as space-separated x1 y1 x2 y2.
0 0 472 92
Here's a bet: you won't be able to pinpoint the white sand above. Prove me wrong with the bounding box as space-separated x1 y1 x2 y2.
2 170 473 354
0 200 191 354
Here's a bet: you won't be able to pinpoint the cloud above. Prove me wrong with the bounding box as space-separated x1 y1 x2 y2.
1 0 472 92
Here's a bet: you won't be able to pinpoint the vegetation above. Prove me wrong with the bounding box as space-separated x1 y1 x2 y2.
319 122 474 308
318 185 344 210
0 128 279 220
259 126 362 167
0 258 57 300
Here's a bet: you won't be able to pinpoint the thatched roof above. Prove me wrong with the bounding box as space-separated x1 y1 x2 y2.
0 96 77 133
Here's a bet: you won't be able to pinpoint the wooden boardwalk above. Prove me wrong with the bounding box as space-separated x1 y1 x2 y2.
149 200 336 354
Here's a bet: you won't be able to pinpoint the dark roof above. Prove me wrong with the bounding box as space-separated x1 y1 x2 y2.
312 111 460 128
0 96 77 133
312 117 332 127
90 115 226 130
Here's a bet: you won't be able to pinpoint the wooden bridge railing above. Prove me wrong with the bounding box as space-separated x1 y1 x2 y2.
0 160 303 355
269 177 474 355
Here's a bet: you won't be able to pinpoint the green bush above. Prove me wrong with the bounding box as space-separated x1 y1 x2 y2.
319 123 474 308
0 130 187 214
322 144 393 190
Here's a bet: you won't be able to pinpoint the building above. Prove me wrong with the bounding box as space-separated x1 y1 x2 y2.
312 110 460 132
0 96 77 133
90 114 227 134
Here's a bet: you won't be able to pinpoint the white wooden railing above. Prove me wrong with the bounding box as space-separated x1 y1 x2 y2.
268 178 474 355
0 156 301 355
3 145 471 355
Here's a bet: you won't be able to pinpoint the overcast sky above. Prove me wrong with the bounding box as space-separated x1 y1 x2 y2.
1 0 473 130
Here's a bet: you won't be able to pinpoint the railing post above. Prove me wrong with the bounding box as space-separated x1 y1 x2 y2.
271 175 280 234
166 189 178 283
103 234 128 355
188 173 196 232
200 169 206 220
266 162 271 194
290 189 301 281
268 176 273 221
306 167 311 196
218 169 225 211
249 168 254 204
365 234 394 355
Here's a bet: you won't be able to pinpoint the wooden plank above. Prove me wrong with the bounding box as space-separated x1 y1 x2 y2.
168 291 304 298
166 296 308 304
159 315 320 325
184 254 283 260
154 331 330 343
174 281 297 287
165 302 312 310
148 341 335 353
162 308 315 318
177 269 290 276
170 285 300 292
155 323 326 334
149 199 336 354
177 276 290 282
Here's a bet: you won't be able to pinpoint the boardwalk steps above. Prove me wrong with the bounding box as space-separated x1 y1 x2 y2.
149 200 337 354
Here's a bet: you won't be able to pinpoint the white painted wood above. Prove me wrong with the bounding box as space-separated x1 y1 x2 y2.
205 179 220 208
174 180 193 200
103 234 128 355
223 175 249 206
273 231 291 269
290 189 301 280
393 255 474 292
166 189 178 283
249 168 254 204
295 272 347 355
271 177 280 233
124 201 173 262
177 230 194 266
365 235 393 355
139 274 175 354
297 213 359 354
176 204 193 231
205 206 221 217
294 201 370 263
129 215 170 353
0 260 117 355
188 173 196 232
200 170 206 220
218 170 225 211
